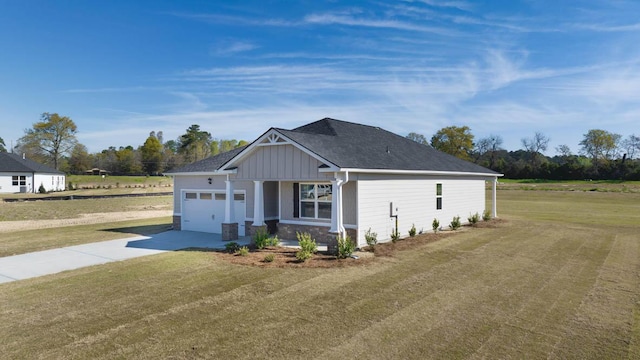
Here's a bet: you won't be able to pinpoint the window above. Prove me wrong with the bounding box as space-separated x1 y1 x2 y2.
300 183 332 219
12 176 26 186
185 192 197 199
214 193 226 201
436 183 442 210
200 192 212 200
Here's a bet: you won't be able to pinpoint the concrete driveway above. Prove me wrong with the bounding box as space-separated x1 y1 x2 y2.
0 231 251 284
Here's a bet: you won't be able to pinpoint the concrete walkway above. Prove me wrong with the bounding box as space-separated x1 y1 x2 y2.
0 231 251 284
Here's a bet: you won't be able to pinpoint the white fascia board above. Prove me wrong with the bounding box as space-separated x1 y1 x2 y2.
328 168 504 177
221 128 339 171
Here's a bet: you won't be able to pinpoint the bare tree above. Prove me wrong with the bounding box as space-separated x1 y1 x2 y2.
521 132 550 173
621 134 640 159
475 134 503 168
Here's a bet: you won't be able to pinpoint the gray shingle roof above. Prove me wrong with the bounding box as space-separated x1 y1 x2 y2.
169 118 499 176
0 152 64 174
276 118 499 174
166 146 247 173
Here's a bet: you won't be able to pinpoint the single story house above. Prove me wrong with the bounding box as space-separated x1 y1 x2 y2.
167 118 502 249
0 152 66 193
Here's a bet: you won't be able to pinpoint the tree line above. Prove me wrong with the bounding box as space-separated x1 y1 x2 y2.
3 113 639 180
409 126 640 180
2 113 248 175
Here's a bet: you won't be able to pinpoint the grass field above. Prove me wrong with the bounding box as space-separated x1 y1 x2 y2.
0 175 173 200
0 195 172 221
0 190 639 359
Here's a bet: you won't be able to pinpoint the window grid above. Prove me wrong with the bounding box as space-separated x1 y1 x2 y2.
300 183 332 219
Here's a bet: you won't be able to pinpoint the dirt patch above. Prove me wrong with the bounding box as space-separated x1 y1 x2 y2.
0 210 172 233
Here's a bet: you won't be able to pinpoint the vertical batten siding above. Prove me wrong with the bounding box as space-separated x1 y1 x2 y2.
234 144 327 180
343 181 357 225
357 178 486 247
264 181 279 218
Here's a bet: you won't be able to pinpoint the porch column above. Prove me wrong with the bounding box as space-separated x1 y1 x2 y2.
224 180 235 223
222 179 238 241
491 177 498 218
252 180 265 226
329 179 344 235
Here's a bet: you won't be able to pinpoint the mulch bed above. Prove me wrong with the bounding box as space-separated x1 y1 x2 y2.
209 219 506 268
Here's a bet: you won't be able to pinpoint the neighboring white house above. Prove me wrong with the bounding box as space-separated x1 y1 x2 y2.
0 152 66 193
167 118 502 249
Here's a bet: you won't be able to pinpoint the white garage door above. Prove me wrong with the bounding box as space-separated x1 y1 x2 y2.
181 191 246 235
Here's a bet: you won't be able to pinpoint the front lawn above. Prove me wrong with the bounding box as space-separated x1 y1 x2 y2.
1 190 639 358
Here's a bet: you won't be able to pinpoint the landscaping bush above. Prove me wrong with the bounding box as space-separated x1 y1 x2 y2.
450 216 461 230
295 232 317 262
263 254 275 263
483 209 491 221
236 246 249 256
365 228 377 248
468 212 480 225
295 249 313 262
266 235 280 247
336 234 355 259
408 224 417 237
391 228 400 242
432 218 440 233
225 242 240 253
253 228 270 249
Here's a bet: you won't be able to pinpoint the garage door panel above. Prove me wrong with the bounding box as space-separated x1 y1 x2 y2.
182 191 246 235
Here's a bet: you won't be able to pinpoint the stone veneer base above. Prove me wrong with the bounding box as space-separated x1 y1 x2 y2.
221 223 238 241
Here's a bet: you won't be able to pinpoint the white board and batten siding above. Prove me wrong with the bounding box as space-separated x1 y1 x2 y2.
357 178 485 246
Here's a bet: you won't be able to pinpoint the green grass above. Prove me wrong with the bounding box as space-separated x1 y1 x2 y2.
496 179 640 193
67 174 173 187
0 196 172 221
1 190 639 358
0 217 172 257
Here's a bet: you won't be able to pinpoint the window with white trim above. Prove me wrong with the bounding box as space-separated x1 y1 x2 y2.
436 183 443 210
300 183 332 219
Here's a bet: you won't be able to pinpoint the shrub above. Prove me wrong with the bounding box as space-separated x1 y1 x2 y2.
297 232 317 254
38 183 47 194
482 209 491 221
67 181 73 191
253 228 270 249
450 216 461 230
468 212 480 225
295 249 313 262
263 254 275 263
266 235 280 247
408 224 417 237
225 242 240 253
336 235 355 259
365 228 378 248
236 246 249 256
296 232 317 262
391 228 400 243
432 218 440 233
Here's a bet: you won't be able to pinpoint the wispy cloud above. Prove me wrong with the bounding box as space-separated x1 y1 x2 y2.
303 12 457 35
574 22 640 32
211 40 259 55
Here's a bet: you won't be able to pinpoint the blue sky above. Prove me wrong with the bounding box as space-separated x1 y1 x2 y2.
1 0 639 154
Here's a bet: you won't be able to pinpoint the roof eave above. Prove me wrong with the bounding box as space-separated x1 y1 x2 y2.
166 169 237 176
327 168 503 177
